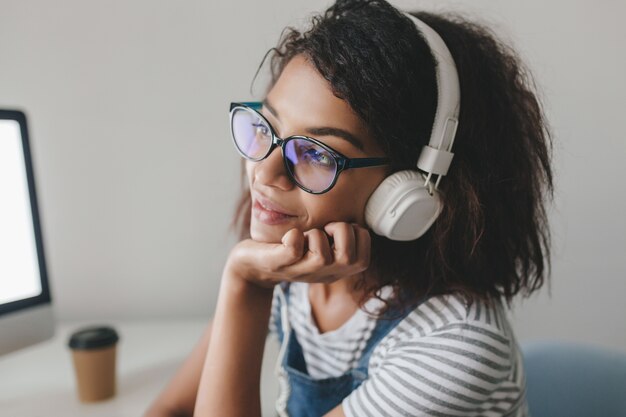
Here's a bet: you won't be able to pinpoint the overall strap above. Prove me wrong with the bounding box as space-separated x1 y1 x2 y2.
274 281 291 343
354 301 422 376
273 281 292 417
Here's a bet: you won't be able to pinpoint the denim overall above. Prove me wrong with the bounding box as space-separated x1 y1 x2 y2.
273 282 421 417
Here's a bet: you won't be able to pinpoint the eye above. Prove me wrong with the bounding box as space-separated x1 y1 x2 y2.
303 148 333 168
252 122 270 137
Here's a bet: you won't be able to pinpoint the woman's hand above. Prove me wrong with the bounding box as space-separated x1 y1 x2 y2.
225 221 372 289
194 222 371 416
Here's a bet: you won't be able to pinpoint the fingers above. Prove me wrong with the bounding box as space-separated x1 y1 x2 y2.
301 229 333 268
230 229 304 280
279 228 305 266
352 223 371 272
281 222 367 282
323 222 356 265
232 223 371 287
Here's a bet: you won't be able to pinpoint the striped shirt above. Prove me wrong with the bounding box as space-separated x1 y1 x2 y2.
268 282 528 416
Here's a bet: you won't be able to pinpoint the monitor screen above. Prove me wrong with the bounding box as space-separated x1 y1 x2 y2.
0 110 54 356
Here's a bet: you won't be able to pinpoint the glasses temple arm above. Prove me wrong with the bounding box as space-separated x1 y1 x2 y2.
344 157 391 169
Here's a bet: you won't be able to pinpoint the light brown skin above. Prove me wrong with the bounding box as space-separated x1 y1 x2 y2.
144 54 390 417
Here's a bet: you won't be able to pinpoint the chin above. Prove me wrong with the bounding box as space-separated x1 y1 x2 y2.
249 220 291 243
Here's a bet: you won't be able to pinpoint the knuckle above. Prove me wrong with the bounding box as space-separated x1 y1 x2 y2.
285 245 300 259
317 229 330 241
341 222 354 237
335 252 352 266
306 229 320 243
334 222 347 231
308 253 325 269
324 221 339 230
318 252 333 266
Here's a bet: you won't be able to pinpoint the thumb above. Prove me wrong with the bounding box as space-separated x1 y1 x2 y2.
279 228 305 265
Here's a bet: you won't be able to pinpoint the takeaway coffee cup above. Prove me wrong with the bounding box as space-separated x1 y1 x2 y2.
68 325 119 402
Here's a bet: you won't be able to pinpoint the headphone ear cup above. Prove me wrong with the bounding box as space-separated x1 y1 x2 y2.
365 170 443 241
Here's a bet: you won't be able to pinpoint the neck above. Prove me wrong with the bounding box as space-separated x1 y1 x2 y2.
309 270 374 306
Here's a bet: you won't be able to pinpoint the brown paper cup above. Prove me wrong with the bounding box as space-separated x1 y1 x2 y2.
68 326 119 403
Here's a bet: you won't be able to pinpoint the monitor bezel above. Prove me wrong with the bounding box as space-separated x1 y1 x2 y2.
0 109 52 317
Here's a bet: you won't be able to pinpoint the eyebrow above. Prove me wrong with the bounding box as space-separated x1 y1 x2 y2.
262 98 365 152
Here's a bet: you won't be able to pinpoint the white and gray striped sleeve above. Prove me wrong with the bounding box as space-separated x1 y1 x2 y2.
341 320 518 417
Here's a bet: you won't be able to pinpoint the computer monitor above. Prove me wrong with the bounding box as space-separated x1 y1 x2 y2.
0 109 55 357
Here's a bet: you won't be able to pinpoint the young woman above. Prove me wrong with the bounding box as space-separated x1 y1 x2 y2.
145 1 553 416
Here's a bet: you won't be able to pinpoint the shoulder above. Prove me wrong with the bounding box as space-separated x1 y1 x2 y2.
373 293 515 361
342 294 527 416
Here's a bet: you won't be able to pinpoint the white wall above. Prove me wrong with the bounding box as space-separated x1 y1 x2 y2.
1 0 624 351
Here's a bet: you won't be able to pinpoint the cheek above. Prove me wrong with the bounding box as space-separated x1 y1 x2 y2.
245 161 254 185
302 195 356 228
329 173 381 224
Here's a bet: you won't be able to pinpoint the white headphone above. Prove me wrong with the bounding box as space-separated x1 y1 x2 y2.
365 12 461 241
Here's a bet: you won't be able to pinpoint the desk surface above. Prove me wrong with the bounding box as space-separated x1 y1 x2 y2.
0 319 280 417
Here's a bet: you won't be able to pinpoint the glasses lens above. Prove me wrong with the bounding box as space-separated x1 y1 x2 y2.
231 107 272 160
284 138 338 193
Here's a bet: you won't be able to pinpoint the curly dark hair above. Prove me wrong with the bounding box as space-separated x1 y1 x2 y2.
230 0 555 315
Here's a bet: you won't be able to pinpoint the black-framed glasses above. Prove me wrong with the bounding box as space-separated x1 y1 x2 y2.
229 101 391 194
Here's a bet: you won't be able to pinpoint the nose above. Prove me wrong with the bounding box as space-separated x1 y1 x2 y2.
253 145 294 191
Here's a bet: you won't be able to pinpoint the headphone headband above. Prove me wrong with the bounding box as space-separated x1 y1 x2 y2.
403 13 460 184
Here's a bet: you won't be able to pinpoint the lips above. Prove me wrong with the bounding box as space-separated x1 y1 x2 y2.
252 194 296 226
253 192 296 217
